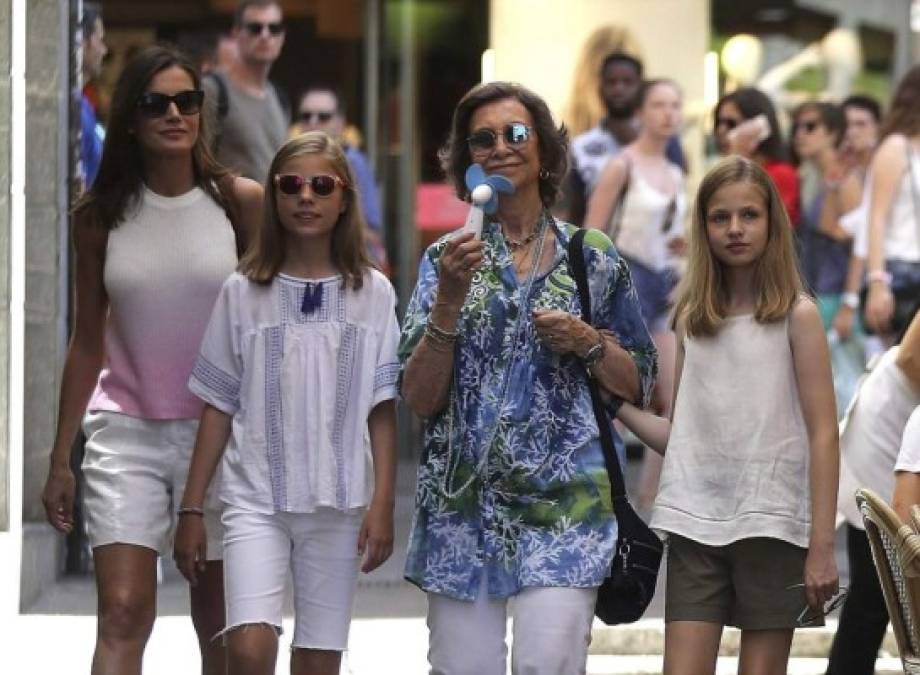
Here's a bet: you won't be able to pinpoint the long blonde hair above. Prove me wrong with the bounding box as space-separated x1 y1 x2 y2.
562 25 644 136
239 131 373 289
673 156 803 337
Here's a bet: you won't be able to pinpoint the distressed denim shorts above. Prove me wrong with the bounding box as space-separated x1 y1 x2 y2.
221 505 364 650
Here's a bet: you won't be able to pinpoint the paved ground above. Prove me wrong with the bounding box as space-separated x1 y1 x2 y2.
16 452 864 674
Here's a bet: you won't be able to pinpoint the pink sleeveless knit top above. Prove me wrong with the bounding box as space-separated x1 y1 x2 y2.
87 186 237 419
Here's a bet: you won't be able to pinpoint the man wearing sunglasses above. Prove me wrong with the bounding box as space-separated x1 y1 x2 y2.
290 86 387 268
202 0 289 182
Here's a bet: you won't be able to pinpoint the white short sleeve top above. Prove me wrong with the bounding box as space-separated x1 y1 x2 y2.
837 348 920 528
189 269 400 514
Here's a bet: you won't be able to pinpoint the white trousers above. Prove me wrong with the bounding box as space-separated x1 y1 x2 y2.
427 576 597 675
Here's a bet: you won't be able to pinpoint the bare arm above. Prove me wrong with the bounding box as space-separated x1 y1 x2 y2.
895 312 920 390
583 156 628 232
789 299 840 610
401 232 483 418
41 216 109 533
865 136 908 333
359 399 397 573
614 321 686 454
817 174 859 242
832 254 865 340
174 404 232 584
892 471 920 523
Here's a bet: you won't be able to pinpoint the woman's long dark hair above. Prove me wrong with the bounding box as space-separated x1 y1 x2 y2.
74 45 229 230
714 87 788 163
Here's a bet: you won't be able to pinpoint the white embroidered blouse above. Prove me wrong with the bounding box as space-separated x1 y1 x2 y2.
189 269 400 514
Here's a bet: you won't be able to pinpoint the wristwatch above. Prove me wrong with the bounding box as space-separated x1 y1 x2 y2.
841 292 860 310
581 338 606 370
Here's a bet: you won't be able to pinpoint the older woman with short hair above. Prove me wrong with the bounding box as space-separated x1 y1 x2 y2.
399 81 657 675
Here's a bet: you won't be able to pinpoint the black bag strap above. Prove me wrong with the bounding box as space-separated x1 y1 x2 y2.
567 228 628 504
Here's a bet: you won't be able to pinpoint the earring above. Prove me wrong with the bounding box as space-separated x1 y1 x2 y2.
539 167 550 180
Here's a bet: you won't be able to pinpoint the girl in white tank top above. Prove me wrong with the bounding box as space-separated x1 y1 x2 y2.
615 157 840 675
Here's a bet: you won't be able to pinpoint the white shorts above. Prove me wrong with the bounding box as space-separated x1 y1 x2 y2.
81 410 224 559
221 505 364 651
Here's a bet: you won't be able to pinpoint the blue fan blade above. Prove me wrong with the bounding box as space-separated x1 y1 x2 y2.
464 163 486 191
486 174 515 194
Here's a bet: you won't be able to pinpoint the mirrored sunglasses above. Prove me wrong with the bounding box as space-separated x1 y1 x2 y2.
275 173 346 197
244 21 284 37
136 90 204 117
298 110 335 124
467 123 532 154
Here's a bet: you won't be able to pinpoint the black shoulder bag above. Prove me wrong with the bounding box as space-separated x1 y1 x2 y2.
567 227 664 625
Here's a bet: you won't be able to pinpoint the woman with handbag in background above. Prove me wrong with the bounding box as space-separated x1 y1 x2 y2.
863 65 920 341
584 78 686 510
398 81 657 675
39 46 263 674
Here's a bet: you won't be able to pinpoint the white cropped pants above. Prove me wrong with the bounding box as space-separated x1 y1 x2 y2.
427 575 597 675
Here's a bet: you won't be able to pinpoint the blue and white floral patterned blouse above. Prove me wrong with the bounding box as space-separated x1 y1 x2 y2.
399 213 657 601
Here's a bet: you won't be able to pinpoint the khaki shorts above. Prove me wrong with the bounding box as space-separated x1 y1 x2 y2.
665 534 813 630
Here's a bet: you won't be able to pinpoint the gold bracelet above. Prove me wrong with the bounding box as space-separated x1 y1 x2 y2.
425 319 459 343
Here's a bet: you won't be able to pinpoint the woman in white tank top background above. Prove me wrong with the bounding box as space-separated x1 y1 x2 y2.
585 78 686 508
40 46 263 674
615 157 839 675
863 65 920 341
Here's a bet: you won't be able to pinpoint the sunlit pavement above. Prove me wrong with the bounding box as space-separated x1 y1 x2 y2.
10 455 886 674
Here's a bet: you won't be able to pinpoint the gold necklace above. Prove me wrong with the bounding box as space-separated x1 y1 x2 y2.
504 228 541 251
512 230 547 276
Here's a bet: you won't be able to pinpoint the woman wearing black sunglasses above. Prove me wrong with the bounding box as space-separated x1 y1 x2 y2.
790 101 851 330
713 87 801 227
40 45 262 674
399 81 657 674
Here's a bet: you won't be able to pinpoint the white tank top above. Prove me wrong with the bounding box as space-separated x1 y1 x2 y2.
607 164 685 272
651 312 812 548
882 143 920 262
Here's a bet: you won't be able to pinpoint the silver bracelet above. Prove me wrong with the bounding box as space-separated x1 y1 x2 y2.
581 338 606 369
177 506 204 517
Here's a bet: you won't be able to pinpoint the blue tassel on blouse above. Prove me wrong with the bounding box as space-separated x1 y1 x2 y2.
301 283 324 314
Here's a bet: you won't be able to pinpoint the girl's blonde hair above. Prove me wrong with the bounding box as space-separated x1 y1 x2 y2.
673 156 804 337
240 131 373 289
